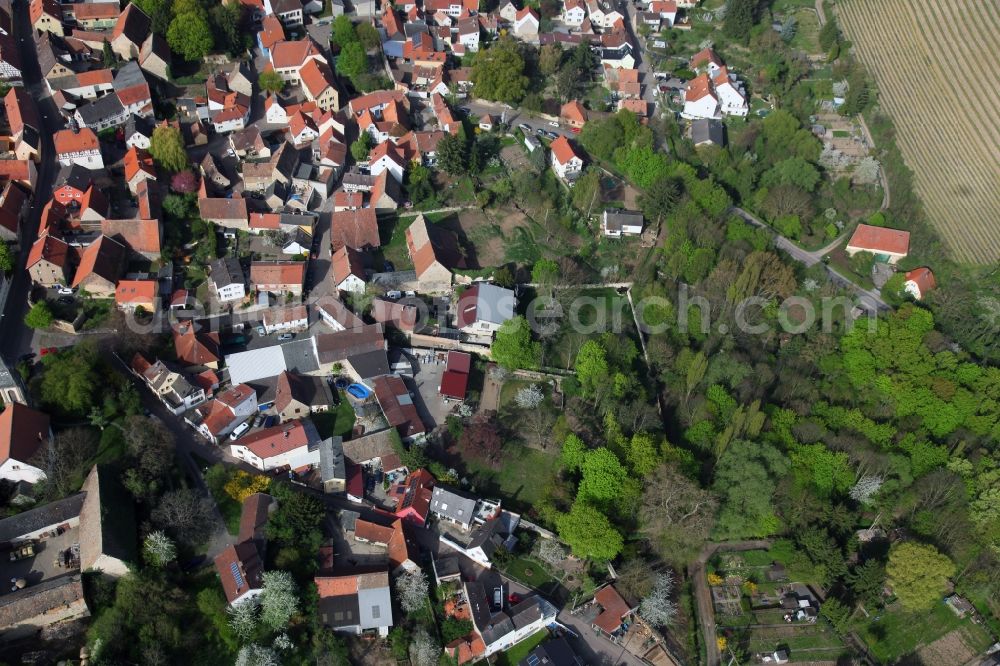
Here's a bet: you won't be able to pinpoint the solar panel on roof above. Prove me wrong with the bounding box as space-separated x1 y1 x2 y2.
526 655 540 666
230 562 244 589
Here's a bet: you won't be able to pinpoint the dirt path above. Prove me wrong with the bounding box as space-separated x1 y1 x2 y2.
479 369 501 413
692 540 772 666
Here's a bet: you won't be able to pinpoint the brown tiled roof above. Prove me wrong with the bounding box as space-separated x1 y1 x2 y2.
238 492 273 545
904 267 936 295
259 15 285 50
71 235 126 288
115 279 157 306
250 261 306 288
372 374 425 438
123 146 155 182
0 402 49 465
26 234 70 270
198 196 248 222
237 419 314 459
214 542 263 604
74 2 120 20
299 58 335 98
560 100 586 123
172 320 220 366
4 87 38 137
101 218 162 255
330 209 380 250
354 517 394 544
684 73 715 102
594 584 631 633
331 245 365 285
0 181 26 235
371 298 418 332
270 38 321 70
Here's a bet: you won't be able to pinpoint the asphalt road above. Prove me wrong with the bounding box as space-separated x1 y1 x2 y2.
729 206 889 313
0 0 63 362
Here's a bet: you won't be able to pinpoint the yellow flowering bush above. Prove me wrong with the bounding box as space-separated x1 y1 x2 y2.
224 470 271 503
707 573 724 586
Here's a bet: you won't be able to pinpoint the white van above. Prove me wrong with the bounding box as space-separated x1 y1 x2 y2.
230 421 251 441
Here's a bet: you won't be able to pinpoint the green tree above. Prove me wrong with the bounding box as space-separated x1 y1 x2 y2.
539 43 563 77
531 258 560 285
39 344 100 416
713 440 789 538
556 502 624 561
407 163 435 205
102 40 117 68
561 434 586 472
356 22 380 50
167 11 214 61
258 69 285 94
471 37 528 103
209 2 241 55
491 316 540 370
627 433 659 476
149 126 189 172
350 132 373 162
0 242 14 273
331 15 357 47
886 542 954 611
575 340 609 397
133 0 173 35
723 0 759 41
847 560 886 608
761 157 821 191
25 301 54 329
337 41 368 82
578 447 630 508
571 169 601 213
437 132 469 176
640 175 681 222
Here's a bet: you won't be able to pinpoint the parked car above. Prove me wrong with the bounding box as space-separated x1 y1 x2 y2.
263 415 278 428
518 123 531 133
548 120 559 127
278 333 294 341
253 413 265 428
256 326 266 336
493 586 504 611
229 421 251 441
57 286 74 295
544 130 559 139
39 347 59 357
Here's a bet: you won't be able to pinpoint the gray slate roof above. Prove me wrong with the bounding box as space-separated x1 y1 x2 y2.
0 493 86 544
430 486 477 526
319 436 346 482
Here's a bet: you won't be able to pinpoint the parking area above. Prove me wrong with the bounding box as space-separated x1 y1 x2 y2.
405 349 456 429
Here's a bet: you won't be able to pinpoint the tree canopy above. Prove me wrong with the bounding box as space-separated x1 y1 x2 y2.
471 37 528 103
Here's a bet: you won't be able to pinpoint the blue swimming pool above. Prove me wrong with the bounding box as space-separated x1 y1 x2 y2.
347 383 371 400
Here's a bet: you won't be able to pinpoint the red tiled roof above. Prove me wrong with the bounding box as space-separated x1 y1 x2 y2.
270 38 321 70
299 58 335 98
846 223 910 256
594 585 631 633
26 234 70 270
355 517 395 544
904 267 936 296
71 235 125 288
115 279 158 305
237 419 313 459
0 402 50 466
371 298 418 332
550 135 580 165
123 146 155 183
54 128 99 155
73 2 120 20
446 351 471 374
214 542 263 603
690 47 723 70
685 73 715 102
560 100 587 124
173 320 221 366
330 209 380 250
315 574 358 598
101 218 162 255
259 15 285 50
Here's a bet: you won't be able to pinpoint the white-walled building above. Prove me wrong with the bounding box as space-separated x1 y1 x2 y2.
230 419 323 472
0 403 51 484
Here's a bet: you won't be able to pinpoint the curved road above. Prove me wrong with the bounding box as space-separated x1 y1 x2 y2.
730 206 889 313
0 0 63 362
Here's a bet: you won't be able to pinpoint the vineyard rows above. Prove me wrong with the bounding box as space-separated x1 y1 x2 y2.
837 0 1000 264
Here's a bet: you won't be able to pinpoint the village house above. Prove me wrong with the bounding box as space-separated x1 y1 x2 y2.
331 208 380 251
53 127 103 170
318 436 347 493
331 245 367 294
560 100 587 130
451 582 558 660
193 383 258 443
274 370 334 422
562 0 586 26
549 135 584 182
115 279 158 312
130 353 208 415
372 374 425 441
602 209 644 237
513 7 539 39
198 195 249 230
318 299 364 332
315 570 394 637
209 256 247 303
214 542 264 606
123 146 156 194
250 261 306 296
173 320 222 369
262 304 309 334
352 517 420 573
0 181 27 242
456 283 515 337
371 298 419 333
904 267 936 300
230 418 323 472
26 235 73 287
0 403 52 484
845 223 910 264
71 235 127 297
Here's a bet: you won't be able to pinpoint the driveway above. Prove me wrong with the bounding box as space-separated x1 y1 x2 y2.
557 608 648 666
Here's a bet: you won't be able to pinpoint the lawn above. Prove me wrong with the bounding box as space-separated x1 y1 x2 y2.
503 556 559 590
544 287 639 370
464 444 560 516
498 379 552 410
857 600 991 663
494 630 549 666
311 400 355 439
201 462 243 535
